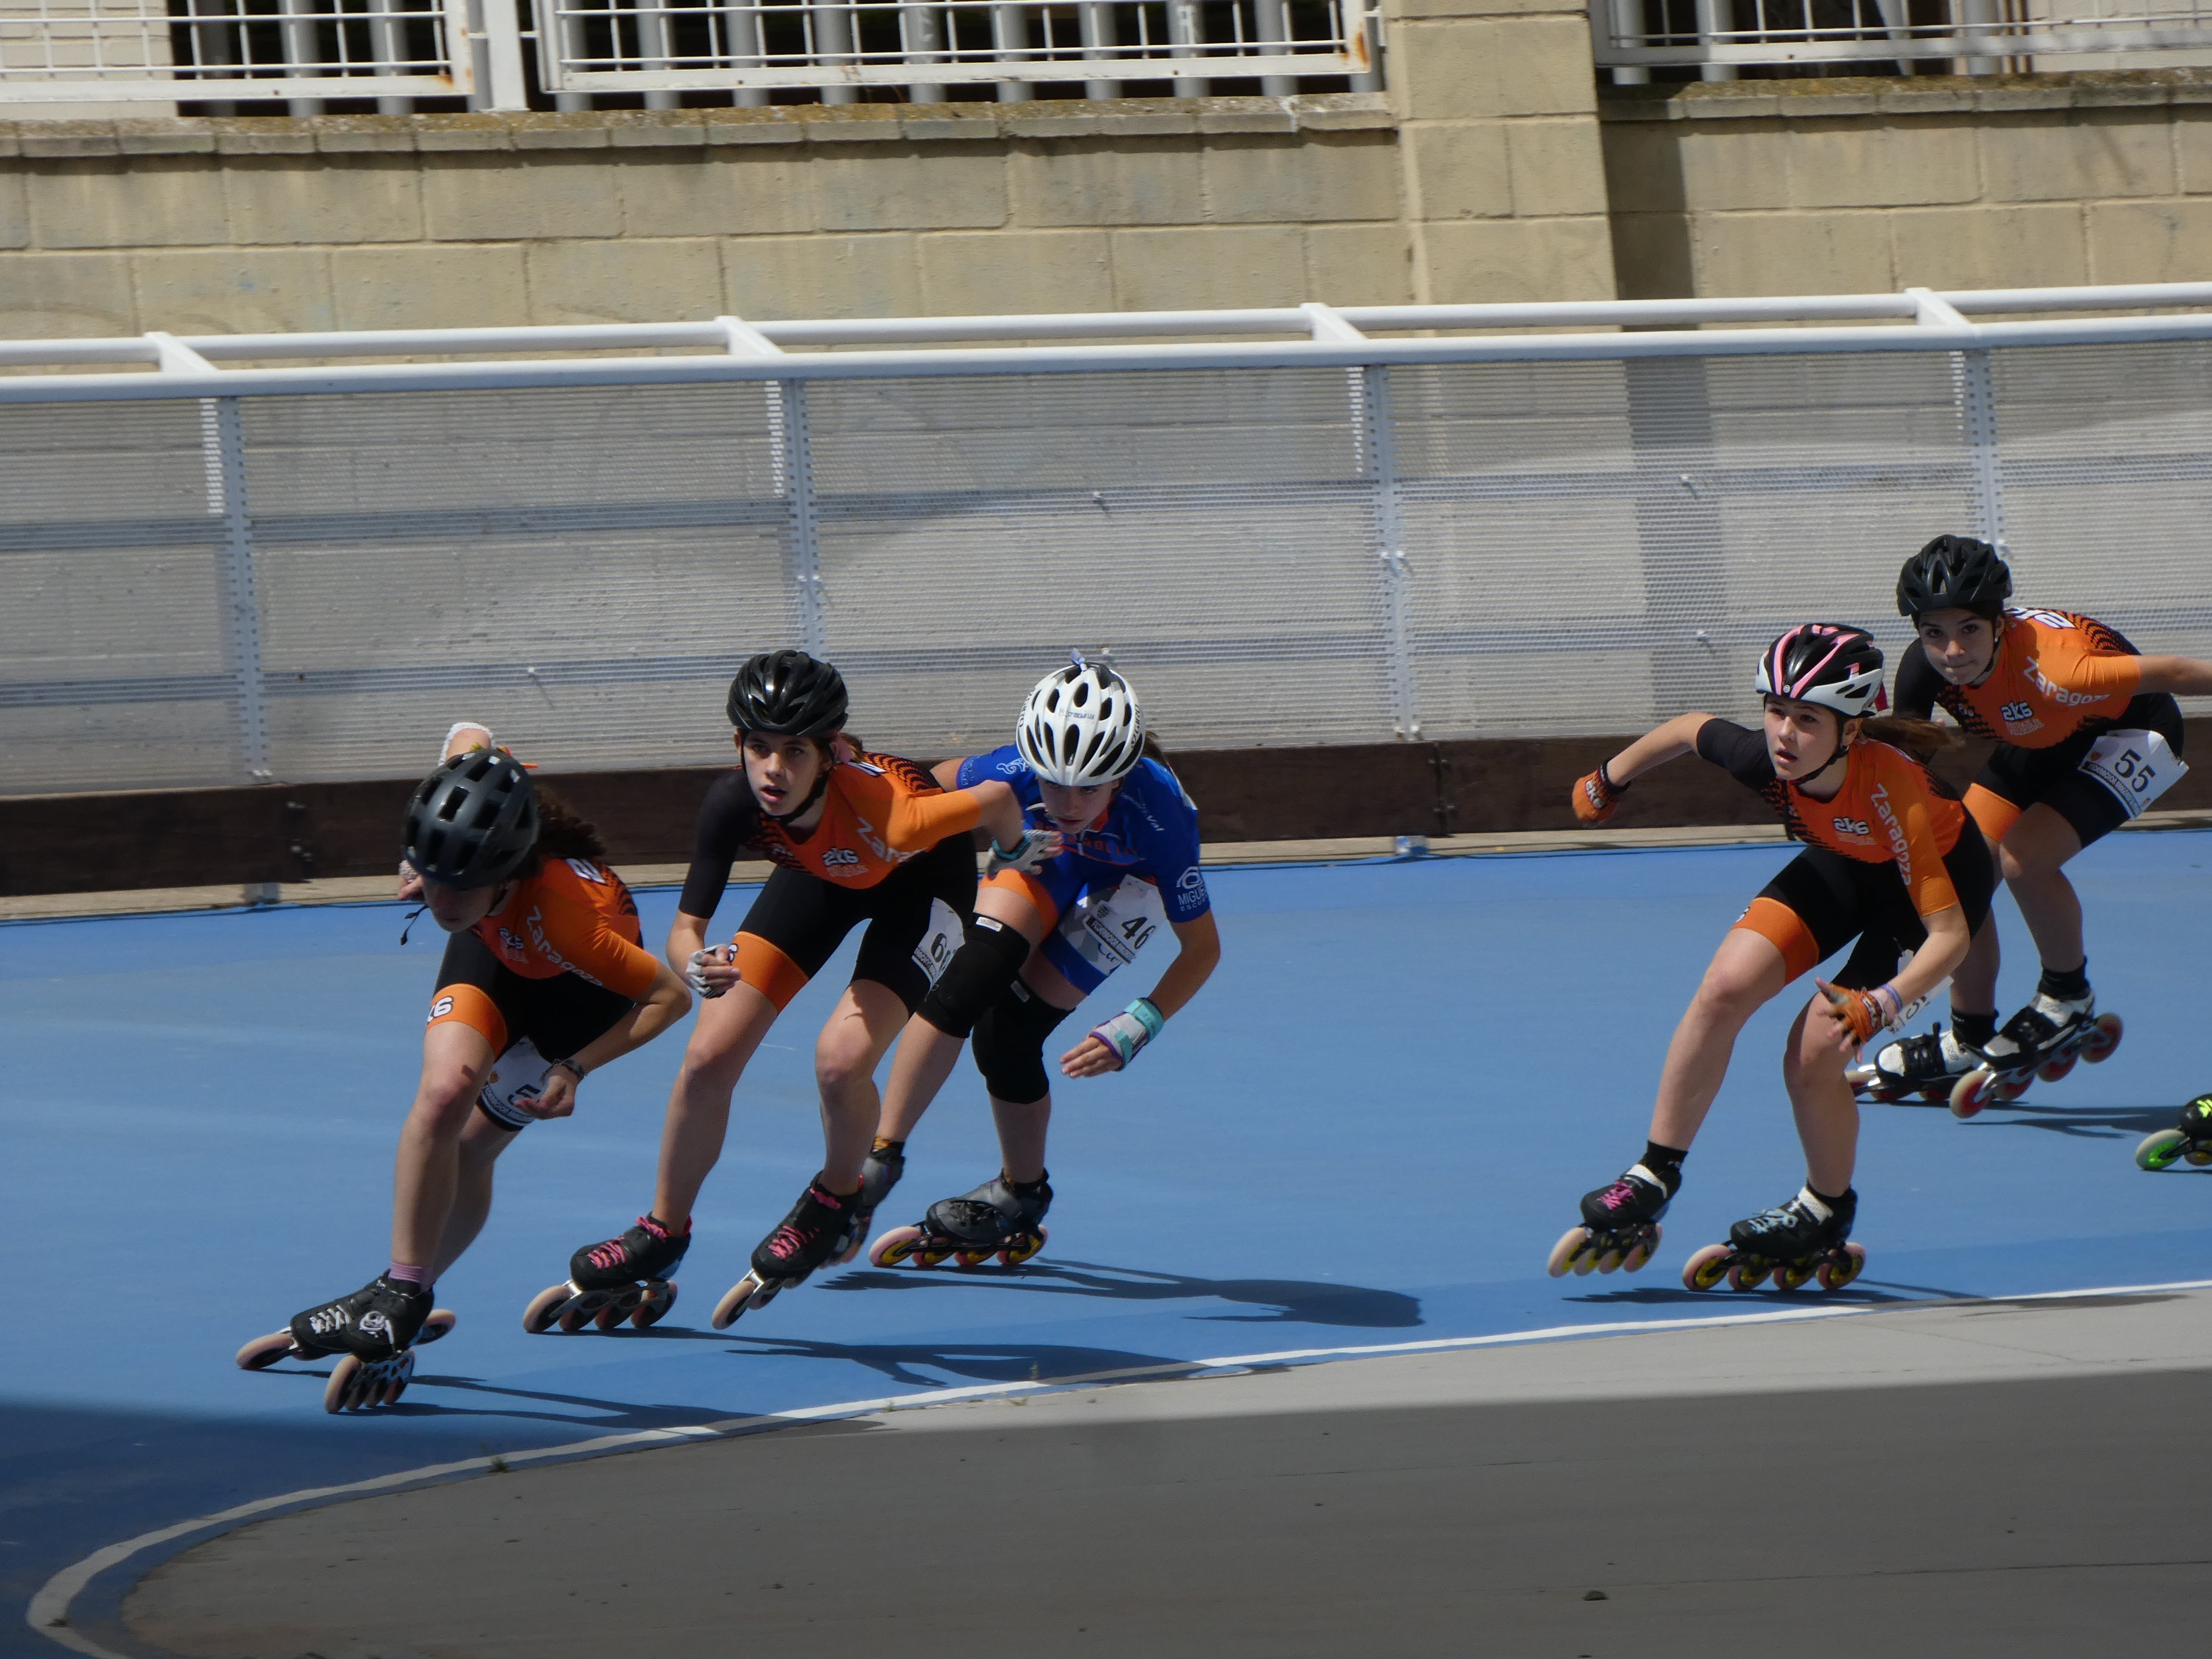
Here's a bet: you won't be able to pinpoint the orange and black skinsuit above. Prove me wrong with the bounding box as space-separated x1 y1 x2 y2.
426 854 662 1126
677 752 987 1012
1894 605 2184 848
1698 721 1996 989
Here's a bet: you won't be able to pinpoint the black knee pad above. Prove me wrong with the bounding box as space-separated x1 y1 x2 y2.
916 914 1030 1038
971 980 1074 1105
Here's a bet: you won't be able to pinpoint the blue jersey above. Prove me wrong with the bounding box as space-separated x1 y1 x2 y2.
956 745 1209 993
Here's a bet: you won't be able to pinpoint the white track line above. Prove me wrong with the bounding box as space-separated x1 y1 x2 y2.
29 1277 2212 1658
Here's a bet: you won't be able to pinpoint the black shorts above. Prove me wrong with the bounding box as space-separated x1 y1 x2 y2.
1975 692 2184 848
432 928 635 1130
1757 831 1997 991
733 834 975 1013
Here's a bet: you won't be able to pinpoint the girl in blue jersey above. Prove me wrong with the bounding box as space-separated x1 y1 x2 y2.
862 658 1223 1265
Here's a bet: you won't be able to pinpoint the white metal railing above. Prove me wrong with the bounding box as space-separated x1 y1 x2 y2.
0 0 492 108
532 0 1376 103
8 282 2212 796
8 284 2212 399
0 0 1372 112
1596 0 2212 79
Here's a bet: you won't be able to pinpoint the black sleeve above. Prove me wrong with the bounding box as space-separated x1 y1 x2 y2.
676 770 764 922
1892 642 1941 720
1693 717 1776 791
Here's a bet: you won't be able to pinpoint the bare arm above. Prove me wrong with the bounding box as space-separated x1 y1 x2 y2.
530 959 694 1118
1061 911 1222 1079
2132 655 2212 697
1603 712 1718 786
1811 904 1968 1055
931 757 964 790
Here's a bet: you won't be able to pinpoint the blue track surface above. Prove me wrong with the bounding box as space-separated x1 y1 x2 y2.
8 837 2211 1653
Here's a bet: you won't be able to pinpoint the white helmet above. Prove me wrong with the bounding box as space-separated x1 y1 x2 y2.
1016 657 1146 786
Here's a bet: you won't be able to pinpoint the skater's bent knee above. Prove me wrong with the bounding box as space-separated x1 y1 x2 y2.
972 983 1073 1104
916 916 1031 1039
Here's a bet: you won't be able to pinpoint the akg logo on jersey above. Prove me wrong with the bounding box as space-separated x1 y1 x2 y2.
821 845 862 874
1999 700 2036 725
497 927 527 955
1832 815 1872 837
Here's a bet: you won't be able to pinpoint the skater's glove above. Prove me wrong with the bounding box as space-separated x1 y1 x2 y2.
1571 764 1627 826
685 944 736 999
1817 979 1903 1046
986 827 1059 877
1087 998 1164 1070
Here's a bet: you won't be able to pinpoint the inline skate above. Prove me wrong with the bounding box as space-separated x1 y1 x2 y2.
869 1171 1052 1270
1547 1162 1675 1277
712 1177 861 1327
1949 989 2122 1118
2136 1093 2212 1171
1682 1187 1864 1293
832 1143 904 1266
524 1213 689 1335
234 1274 450 1414
1850 1022 1983 1104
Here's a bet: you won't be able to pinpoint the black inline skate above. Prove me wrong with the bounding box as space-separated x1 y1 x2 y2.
234 1274 450 1414
1950 987 2121 1118
1682 1187 1864 1293
2136 1092 2212 1172
1547 1162 1676 1278
524 1214 689 1335
869 1171 1053 1270
832 1143 905 1266
1851 1022 1984 1104
712 1177 861 1327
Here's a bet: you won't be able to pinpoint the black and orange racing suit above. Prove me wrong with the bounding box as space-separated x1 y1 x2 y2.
678 752 988 1012
1895 605 2184 847
425 854 663 1127
1698 721 1996 988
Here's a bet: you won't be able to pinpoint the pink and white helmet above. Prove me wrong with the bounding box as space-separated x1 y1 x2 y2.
1754 623 1886 718
1016 656 1146 786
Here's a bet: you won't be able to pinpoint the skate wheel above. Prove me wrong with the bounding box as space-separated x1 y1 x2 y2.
593 1303 624 1333
1682 1243 1732 1293
2136 1129 2189 1172
869 1226 922 1269
1594 1247 1625 1275
419 1309 457 1346
1000 1228 1046 1267
1774 1259 1815 1293
522 1284 573 1336
1622 1227 1659 1275
1727 1261 1770 1292
1917 1087 1950 1104
1950 1069 1994 1120
556 1303 591 1335
1546 1225 1591 1279
234 1329 299 1371
951 1249 992 1270
2189 1149 2212 1168
711 1276 759 1330
323 1355 364 1414
2083 1012 2123 1063
1570 1244 1600 1276
632 1282 676 1329
1817 1243 1867 1291
914 1244 955 1269
1995 1072 2033 1102
2038 1052 2078 1084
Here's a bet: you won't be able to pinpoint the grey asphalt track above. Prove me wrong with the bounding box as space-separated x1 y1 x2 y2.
126 1288 2212 1659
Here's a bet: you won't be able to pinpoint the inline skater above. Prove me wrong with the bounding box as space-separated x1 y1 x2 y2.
535 650 1050 1334
1878 536 2210 1114
1555 624 1993 1292
2136 1091 2212 1171
239 723 693 1410
864 656 1221 1270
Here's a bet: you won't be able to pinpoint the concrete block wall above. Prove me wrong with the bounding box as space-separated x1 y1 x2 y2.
1603 72 2212 297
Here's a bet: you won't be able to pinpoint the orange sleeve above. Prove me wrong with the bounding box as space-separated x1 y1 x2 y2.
540 887 662 1000
846 764 985 852
1897 788 1960 919
2043 631 2143 699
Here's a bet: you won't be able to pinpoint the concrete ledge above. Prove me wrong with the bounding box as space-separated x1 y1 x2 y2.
0 93 1394 157
1598 68 2212 123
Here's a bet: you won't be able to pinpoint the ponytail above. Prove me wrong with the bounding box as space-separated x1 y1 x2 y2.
1861 715 1962 762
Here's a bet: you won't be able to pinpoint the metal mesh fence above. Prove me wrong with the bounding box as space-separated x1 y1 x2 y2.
5 338 2212 796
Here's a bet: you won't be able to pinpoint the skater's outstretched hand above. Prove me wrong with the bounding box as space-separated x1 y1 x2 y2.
397 859 425 903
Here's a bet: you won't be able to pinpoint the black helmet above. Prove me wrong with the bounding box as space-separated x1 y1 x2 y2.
1897 535 2011 619
403 749 539 889
726 649 848 739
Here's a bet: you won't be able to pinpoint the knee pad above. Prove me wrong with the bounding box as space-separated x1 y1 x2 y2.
916 914 1031 1038
971 980 1074 1105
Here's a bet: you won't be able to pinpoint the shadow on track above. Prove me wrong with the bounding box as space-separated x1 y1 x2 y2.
1875 1097 2179 1140
814 1257 1425 1328
233 1363 742 1429
707 1334 1199 1390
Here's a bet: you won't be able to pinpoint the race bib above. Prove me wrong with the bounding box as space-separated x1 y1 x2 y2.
2080 728 2187 819
910 897 962 988
477 1037 552 1131
1056 876 1169 978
